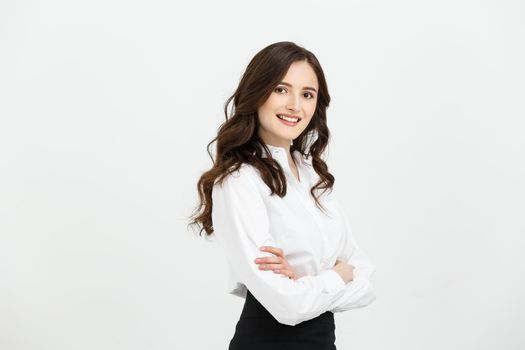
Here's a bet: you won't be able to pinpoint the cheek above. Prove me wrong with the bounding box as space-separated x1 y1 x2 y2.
304 106 316 121
264 94 282 110
300 112 316 128
307 102 317 116
257 109 275 128
258 97 278 116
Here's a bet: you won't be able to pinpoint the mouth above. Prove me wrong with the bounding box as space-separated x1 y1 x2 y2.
276 114 301 126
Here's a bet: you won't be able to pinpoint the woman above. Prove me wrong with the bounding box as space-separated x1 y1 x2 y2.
188 41 376 349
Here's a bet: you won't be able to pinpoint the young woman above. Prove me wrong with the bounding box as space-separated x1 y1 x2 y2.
189 41 376 349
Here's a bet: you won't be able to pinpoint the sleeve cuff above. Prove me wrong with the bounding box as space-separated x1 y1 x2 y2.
319 269 346 294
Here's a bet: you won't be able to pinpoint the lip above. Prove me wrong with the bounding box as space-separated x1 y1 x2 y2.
276 113 301 126
277 113 302 121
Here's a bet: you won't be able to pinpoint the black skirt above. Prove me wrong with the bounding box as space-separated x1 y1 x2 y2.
228 290 337 350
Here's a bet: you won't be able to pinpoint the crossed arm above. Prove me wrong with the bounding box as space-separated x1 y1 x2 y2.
253 242 376 313
212 168 376 326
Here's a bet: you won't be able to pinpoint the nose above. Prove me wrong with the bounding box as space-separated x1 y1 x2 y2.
286 93 301 112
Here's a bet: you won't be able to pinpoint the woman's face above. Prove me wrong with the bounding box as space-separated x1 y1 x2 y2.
257 60 319 149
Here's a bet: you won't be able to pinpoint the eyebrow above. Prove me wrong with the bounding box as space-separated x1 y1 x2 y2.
279 81 318 93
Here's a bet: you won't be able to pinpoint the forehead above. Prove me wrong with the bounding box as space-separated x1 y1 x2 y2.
281 61 319 89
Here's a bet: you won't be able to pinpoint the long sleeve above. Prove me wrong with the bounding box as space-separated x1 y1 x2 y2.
212 167 348 326
328 194 377 313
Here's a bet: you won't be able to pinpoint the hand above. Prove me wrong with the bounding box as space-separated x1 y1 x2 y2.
254 246 298 280
332 260 355 284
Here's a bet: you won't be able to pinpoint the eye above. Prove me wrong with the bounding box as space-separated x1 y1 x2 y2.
274 86 316 99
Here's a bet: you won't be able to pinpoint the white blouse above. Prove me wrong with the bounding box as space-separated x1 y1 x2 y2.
211 143 376 326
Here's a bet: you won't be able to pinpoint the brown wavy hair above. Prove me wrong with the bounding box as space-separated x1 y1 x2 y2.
187 41 335 238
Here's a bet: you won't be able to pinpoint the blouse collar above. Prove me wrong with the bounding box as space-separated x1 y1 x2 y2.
262 143 300 159
262 143 307 170
260 143 311 187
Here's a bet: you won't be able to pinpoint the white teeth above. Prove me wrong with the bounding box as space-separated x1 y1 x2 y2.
277 114 299 122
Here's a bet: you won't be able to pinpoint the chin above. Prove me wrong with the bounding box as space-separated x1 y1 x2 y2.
274 132 297 141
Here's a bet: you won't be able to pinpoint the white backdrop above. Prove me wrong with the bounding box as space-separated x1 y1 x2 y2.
1 0 524 349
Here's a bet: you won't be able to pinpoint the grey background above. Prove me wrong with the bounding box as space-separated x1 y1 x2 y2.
1 0 524 349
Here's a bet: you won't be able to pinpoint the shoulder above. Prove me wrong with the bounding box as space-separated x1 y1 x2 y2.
212 163 263 194
213 163 258 184
211 164 268 214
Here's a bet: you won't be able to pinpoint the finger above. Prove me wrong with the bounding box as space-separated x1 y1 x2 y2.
273 268 296 280
254 256 282 264
258 263 286 271
260 246 283 257
260 246 284 257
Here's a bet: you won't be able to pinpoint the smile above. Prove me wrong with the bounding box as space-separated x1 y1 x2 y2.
276 114 301 126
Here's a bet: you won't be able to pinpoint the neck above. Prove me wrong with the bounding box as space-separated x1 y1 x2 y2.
258 135 292 153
